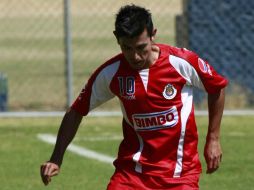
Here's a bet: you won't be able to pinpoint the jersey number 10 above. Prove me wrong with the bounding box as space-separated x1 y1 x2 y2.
118 76 135 96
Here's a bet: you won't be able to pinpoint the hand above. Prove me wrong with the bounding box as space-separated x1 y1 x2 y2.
40 162 60 185
204 137 222 174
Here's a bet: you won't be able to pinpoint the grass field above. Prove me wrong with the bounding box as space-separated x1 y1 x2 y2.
0 115 253 190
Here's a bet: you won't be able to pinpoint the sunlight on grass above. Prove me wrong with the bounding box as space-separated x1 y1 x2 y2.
0 115 253 189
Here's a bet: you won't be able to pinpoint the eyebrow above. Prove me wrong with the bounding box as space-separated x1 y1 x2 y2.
136 43 148 48
122 43 148 49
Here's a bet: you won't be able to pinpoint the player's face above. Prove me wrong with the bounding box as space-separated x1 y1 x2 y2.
118 29 155 70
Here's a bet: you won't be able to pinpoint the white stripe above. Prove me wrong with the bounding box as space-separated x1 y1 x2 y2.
139 68 149 92
169 55 204 90
133 133 144 173
89 61 120 111
119 101 143 173
173 86 193 177
37 133 115 165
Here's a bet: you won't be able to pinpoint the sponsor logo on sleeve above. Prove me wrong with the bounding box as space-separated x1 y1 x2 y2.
162 84 177 100
198 58 212 75
132 106 179 131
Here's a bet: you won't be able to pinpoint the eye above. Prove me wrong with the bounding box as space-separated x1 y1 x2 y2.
136 44 147 51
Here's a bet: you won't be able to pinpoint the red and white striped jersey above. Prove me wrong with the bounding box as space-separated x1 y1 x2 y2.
71 44 228 179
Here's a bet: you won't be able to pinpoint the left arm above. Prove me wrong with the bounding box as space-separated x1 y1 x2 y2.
204 88 225 174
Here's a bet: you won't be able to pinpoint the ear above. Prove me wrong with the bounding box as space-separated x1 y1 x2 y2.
113 30 117 37
113 31 120 44
151 29 157 41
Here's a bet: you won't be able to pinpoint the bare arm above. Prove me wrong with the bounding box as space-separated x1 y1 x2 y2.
40 108 83 185
49 108 83 165
204 88 225 174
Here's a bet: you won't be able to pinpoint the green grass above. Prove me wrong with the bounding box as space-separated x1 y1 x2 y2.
197 116 254 189
0 115 253 190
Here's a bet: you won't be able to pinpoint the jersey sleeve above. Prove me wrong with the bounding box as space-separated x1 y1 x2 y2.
195 56 228 93
71 61 120 116
170 48 228 94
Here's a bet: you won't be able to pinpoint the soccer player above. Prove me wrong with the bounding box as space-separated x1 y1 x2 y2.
40 4 228 189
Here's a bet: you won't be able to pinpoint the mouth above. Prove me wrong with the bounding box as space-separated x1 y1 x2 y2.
130 61 144 69
134 61 143 65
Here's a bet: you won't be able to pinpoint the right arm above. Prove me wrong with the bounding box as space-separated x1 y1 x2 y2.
40 59 118 185
40 108 83 185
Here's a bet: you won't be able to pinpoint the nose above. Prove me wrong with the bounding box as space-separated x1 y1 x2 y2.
130 51 141 62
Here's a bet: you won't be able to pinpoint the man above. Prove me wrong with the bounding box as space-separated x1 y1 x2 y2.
40 4 228 189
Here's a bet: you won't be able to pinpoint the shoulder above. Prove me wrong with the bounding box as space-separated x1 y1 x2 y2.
158 44 199 63
99 53 123 70
91 53 123 78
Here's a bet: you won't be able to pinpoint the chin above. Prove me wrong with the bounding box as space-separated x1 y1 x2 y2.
130 62 147 70
130 65 145 70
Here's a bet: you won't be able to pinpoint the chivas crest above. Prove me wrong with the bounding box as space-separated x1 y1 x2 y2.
162 84 177 100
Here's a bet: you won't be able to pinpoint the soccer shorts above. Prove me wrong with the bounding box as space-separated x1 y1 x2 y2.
107 169 200 190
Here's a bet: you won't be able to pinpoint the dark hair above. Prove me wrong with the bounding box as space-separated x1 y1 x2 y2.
114 4 154 39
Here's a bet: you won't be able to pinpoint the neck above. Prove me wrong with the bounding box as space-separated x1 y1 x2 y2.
141 44 160 70
150 44 160 64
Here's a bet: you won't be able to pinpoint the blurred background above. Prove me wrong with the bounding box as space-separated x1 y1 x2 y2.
0 0 253 112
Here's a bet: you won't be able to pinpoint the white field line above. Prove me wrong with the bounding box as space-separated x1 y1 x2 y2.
1 110 254 118
74 136 123 142
0 111 122 118
37 133 115 165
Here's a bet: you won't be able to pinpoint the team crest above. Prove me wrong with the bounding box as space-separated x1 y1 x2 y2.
162 84 177 100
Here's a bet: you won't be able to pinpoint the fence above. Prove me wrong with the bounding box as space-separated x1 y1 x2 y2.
0 0 253 111
176 0 254 109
